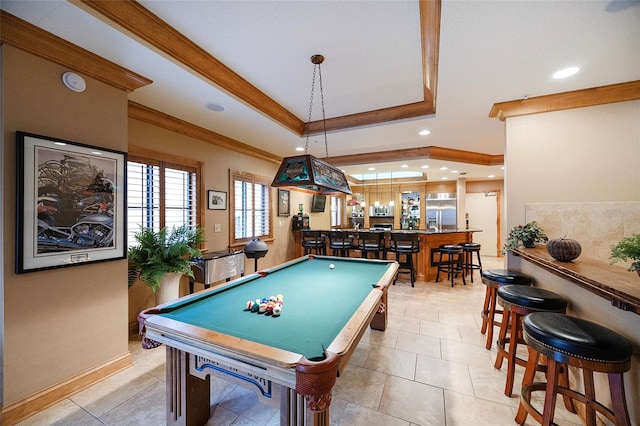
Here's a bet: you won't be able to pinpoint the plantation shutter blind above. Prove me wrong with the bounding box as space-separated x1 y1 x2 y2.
127 160 160 246
232 173 272 243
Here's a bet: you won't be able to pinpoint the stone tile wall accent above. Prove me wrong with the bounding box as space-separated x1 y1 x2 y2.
525 202 640 264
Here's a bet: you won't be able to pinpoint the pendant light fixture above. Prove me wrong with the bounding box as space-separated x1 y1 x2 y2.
389 171 395 207
272 55 352 194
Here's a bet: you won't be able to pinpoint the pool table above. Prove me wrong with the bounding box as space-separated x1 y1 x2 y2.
141 255 399 426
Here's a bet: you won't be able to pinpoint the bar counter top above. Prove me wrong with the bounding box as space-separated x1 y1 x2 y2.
513 245 640 315
324 228 483 235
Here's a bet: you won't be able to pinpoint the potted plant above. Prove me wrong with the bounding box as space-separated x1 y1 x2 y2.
128 225 204 304
502 221 548 253
610 233 640 276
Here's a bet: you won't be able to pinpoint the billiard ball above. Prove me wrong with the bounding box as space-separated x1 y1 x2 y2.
273 305 282 316
251 303 260 313
258 303 268 313
246 300 254 310
329 263 335 269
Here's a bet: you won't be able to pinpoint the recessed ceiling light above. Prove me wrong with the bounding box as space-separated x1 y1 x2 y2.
368 167 375 171
421 165 429 169
441 177 448 180
553 67 579 79
295 147 304 152
418 129 431 136
91 151 103 155
401 164 408 168
54 142 66 146
440 166 448 171
205 102 227 112
488 175 496 178
451 170 458 174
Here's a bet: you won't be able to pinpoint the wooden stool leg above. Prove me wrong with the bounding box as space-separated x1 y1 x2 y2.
481 286 491 334
515 346 540 425
583 369 597 426
485 287 497 349
493 305 510 369
504 310 521 396
558 364 577 413
541 359 561 426
608 373 631 426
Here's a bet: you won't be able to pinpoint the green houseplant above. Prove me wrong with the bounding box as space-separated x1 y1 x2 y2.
502 221 548 253
128 225 204 301
610 233 640 273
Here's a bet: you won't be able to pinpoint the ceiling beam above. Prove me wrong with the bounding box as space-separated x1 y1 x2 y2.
326 146 504 167
489 80 640 121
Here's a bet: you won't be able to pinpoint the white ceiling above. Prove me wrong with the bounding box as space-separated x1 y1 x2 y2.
3 0 640 183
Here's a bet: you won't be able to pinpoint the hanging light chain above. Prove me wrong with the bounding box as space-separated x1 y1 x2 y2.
304 54 329 158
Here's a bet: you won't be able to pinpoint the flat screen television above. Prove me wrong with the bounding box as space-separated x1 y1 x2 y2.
310 195 326 213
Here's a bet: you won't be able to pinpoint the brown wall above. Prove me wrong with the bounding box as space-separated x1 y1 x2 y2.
2 46 129 405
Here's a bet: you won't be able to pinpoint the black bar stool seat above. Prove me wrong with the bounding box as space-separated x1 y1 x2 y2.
328 230 354 257
480 269 533 350
435 244 466 287
494 285 569 397
516 312 633 426
358 231 386 259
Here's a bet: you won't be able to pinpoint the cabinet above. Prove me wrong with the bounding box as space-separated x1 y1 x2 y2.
401 192 420 230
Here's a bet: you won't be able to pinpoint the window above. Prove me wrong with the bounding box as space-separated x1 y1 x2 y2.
231 171 272 245
127 153 201 247
330 195 342 227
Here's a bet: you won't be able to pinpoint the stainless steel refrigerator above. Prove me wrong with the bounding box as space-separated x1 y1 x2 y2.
426 193 457 231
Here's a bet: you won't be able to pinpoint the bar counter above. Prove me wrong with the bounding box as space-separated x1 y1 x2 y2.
513 245 640 314
293 228 481 281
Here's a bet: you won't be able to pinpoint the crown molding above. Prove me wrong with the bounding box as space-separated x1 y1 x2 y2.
489 80 640 121
0 11 151 92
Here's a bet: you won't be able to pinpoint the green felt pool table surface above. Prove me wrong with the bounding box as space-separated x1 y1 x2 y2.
156 255 397 360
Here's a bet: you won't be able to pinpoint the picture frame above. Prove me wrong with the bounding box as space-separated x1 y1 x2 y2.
278 189 290 217
208 190 227 210
16 131 127 273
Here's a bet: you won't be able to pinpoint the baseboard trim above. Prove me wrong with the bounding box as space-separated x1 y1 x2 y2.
1 352 133 426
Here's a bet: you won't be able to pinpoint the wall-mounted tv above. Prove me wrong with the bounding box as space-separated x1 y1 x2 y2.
311 195 327 213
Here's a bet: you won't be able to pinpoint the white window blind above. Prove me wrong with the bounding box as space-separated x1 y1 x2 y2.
232 173 271 243
127 156 199 247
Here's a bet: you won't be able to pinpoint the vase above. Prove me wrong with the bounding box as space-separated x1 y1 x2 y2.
155 272 183 305
522 239 536 248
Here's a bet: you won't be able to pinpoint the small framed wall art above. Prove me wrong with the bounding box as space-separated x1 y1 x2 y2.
208 190 227 210
278 189 290 217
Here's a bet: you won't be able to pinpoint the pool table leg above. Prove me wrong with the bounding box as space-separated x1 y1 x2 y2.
166 347 210 426
370 289 388 331
280 388 330 426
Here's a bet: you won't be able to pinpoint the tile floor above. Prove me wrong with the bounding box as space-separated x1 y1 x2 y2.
18 256 585 426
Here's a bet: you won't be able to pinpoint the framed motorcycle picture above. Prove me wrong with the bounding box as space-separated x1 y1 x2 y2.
15 131 127 273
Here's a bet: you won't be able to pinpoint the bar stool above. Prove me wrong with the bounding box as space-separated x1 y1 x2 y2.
388 232 420 287
494 285 569 397
358 231 386 259
328 230 354 257
301 230 326 255
461 242 482 282
516 312 633 426
435 244 466 287
480 269 533 350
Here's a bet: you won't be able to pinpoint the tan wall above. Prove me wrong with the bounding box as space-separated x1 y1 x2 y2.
2 46 129 405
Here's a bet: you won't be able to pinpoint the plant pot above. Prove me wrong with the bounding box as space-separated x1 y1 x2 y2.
522 239 536 248
155 272 183 305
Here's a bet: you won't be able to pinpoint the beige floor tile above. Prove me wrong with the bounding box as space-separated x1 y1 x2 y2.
217 386 278 423
99 382 165 426
332 364 388 409
338 402 410 426
444 389 516 425
15 399 101 426
458 324 487 347
419 319 461 342
440 339 495 369
415 355 474 396
361 326 400 348
378 375 445 425
364 345 417 380
395 331 441 359
388 313 422 333
468 364 521 408
438 310 478 328
347 340 375 367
